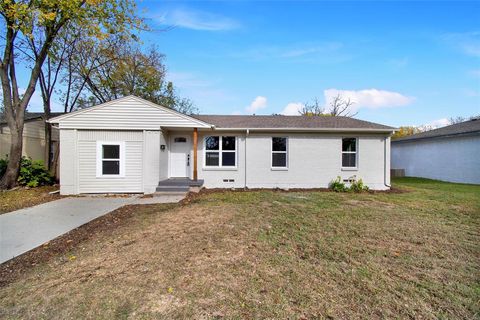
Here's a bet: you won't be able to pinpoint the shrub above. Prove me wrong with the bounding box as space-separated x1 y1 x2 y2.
329 176 347 192
0 156 53 188
17 157 53 187
0 156 7 178
329 176 369 193
349 178 369 193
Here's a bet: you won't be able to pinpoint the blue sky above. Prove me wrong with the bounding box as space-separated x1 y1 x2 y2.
32 1 480 127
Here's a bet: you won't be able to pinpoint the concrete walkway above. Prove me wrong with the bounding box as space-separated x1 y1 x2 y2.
0 197 137 264
0 192 189 264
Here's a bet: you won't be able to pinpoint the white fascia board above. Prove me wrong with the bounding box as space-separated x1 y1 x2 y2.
211 127 397 133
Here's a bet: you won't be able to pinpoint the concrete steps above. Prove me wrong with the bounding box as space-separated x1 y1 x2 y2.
155 178 204 193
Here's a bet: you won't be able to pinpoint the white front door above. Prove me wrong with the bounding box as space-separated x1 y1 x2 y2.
170 135 190 177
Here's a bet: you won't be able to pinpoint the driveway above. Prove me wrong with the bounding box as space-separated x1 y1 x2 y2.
0 197 136 264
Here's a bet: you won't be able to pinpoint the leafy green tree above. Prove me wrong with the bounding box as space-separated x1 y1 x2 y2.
75 42 198 114
0 0 143 189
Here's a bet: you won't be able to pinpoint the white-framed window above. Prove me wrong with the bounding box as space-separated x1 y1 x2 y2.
342 137 357 169
96 141 125 177
272 137 288 168
204 136 236 168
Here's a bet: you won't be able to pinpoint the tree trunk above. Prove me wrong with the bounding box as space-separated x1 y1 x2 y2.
0 122 23 188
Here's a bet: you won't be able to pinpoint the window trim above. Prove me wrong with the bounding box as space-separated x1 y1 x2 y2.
203 136 238 169
271 137 288 170
96 141 125 178
341 137 358 170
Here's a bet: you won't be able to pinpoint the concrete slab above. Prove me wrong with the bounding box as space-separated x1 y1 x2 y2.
0 197 136 264
133 193 187 205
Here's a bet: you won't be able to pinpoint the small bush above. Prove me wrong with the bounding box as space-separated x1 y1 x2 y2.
18 157 53 187
0 156 53 188
0 156 7 178
349 178 369 193
329 176 369 193
329 176 347 192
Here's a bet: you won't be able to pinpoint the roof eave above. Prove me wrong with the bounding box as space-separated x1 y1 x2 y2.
211 127 396 133
392 130 480 143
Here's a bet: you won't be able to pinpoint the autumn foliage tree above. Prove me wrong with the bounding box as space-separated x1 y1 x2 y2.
0 0 143 189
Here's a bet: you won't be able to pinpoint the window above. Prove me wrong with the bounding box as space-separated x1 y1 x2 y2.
174 137 187 143
96 141 125 177
272 137 288 168
342 137 357 168
204 136 236 167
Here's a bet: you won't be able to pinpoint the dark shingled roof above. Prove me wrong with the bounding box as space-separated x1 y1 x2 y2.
193 115 395 131
392 118 480 142
0 112 64 125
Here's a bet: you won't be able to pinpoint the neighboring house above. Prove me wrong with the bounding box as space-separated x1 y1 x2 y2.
391 118 480 184
49 95 395 195
0 113 62 166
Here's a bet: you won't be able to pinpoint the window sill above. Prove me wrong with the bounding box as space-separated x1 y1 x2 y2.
271 167 288 171
341 167 358 171
203 167 238 171
96 175 125 179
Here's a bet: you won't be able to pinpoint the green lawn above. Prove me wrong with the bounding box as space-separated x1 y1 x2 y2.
1 178 479 319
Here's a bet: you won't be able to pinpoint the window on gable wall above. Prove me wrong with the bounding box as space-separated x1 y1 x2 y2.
342 137 357 168
96 142 125 177
205 136 236 167
272 137 288 168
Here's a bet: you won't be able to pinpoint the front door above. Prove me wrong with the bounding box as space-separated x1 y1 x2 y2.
170 135 190 177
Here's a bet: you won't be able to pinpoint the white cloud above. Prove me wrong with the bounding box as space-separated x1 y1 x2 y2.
232 42 350 63
156 9 240 31
423 118 450 129
324 88 414 111
442 31 480 57
245 96 267 114
281 102 304 115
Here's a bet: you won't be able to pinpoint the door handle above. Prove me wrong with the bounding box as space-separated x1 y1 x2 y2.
187 154 190 166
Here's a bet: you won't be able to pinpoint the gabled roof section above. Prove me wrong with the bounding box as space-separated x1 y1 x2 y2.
392 118 480 142
49 95 213 130
193 115 395 132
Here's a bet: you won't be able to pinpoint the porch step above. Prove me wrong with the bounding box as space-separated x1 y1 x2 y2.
157 178 204 187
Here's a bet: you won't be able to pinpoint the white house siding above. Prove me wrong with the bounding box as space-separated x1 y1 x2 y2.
197 132 390 190
59 129 77 194
56 96 209 130
159 130 169 181
245 133 389 190
391 134 480 184
58 130 148 195
143 131 161 194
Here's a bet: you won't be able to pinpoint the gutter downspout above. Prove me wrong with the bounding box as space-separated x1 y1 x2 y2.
384 137 391 188
245 129 249 189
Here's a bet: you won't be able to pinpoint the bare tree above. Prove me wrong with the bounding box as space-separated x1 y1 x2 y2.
299 94 357 117
328 94 357 117
299 97 324 116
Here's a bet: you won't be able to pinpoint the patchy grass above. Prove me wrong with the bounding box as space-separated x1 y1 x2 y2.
0 186 60 214
0 178 479 319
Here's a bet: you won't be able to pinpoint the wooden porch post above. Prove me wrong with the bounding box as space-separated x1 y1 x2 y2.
193 128 198 181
